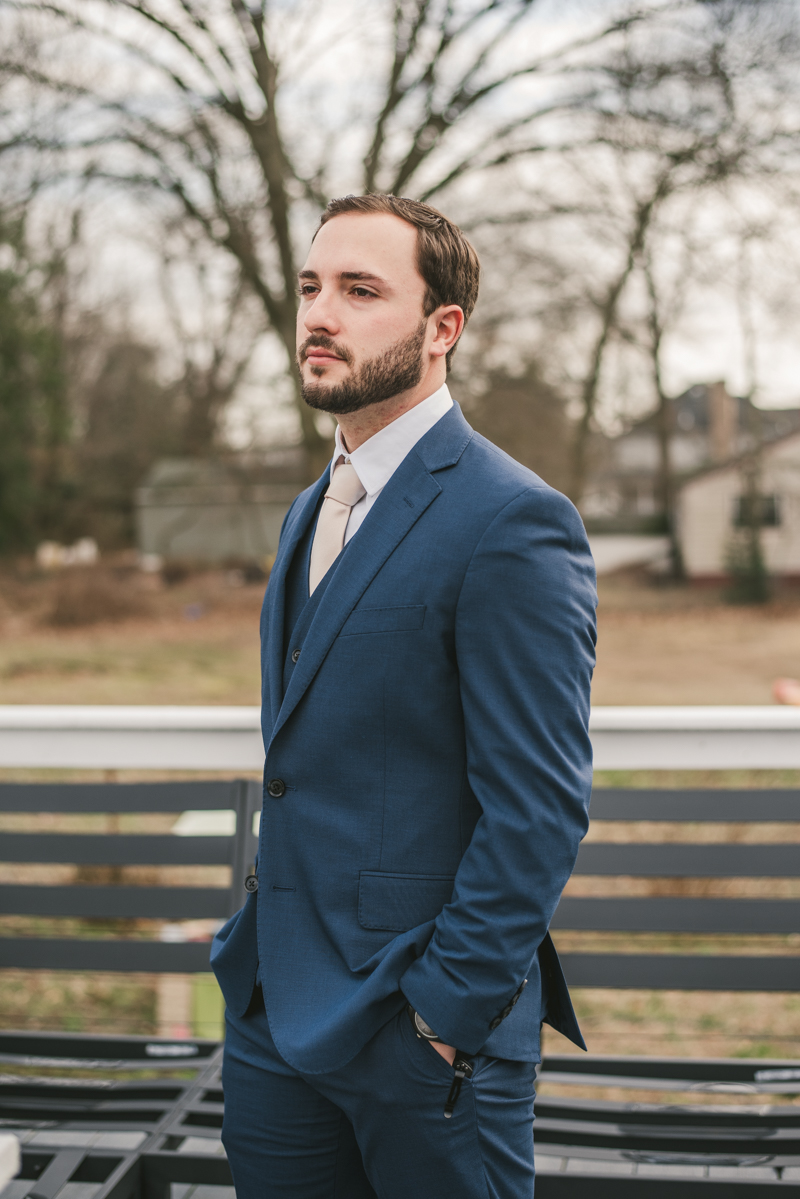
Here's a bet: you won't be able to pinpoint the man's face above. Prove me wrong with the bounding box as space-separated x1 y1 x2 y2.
296 213 431 415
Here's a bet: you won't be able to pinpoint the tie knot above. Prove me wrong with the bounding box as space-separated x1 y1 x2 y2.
326 461 366 508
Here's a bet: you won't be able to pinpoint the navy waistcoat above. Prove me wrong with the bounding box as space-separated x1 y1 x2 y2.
281 498 341 697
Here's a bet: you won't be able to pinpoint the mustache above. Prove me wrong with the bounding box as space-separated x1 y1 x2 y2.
297 335 354 366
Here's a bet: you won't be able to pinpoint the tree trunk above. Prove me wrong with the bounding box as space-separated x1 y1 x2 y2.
645 261 682 577
568 181 671 506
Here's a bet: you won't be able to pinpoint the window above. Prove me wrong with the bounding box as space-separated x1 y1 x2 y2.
732 494 781 527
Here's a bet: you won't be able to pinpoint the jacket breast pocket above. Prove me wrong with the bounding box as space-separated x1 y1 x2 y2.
340 605 426 637
358 871 455 932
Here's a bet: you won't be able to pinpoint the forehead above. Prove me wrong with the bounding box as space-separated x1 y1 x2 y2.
305 212 423 288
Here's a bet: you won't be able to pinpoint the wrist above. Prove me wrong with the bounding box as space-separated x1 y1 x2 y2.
431 1040 457 1066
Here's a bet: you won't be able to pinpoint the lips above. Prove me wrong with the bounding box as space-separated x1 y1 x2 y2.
298 336 352 368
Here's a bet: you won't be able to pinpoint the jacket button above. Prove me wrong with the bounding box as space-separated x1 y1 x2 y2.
244 875 259 893
267 778 286 798
291 648 301 663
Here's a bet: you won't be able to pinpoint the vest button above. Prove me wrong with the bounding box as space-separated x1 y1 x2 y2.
244 875 259 893
267 778 286 798
291 648 301 663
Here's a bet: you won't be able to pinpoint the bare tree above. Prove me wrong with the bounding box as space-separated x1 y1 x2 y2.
461 0 800 505
156 234 264 456
640 233 695 574
725 233 770 602
1 0 658 478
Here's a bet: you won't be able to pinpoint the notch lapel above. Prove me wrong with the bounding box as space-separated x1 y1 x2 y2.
262 473 329 731
268 450 442 745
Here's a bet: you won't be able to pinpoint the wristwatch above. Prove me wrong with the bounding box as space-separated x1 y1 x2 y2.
407 1003 442 1043
405 1001 475 1118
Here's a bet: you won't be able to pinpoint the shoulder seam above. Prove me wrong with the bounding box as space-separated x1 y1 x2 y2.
453 484 553 614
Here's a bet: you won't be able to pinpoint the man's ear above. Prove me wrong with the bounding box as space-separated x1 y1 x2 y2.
429 305 464 359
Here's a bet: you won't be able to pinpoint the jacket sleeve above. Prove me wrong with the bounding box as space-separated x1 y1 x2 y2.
399 483 596 1053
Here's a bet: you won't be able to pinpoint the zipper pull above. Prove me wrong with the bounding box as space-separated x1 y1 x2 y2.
444 1053 473 1118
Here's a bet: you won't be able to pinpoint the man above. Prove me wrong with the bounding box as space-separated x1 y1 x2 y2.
211 194 596 1198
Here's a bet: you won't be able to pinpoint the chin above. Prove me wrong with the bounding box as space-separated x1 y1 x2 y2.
307 364 345 380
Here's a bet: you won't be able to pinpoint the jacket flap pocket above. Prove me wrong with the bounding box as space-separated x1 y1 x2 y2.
358 871 455 932
341 605 426 637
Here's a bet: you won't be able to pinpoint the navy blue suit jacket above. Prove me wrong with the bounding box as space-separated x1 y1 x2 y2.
211 403 596 1073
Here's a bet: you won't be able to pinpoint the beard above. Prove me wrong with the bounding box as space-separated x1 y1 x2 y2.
298 320 427 415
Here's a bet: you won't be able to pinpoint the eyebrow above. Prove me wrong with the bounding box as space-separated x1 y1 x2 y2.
297 269 390 287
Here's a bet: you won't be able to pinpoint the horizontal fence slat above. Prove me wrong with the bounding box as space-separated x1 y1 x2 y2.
0 834 234 866
0 781 243 813
0 885 232 920
539 1053 800 1084
574 842 800 877
537 1176 787 1197
559 953 800 991
142 1151 232 1189
0 1029 219 1059
590 788 800 823
552 897 800 934
0 938 214 972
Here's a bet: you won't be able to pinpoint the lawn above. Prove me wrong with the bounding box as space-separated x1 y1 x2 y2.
2 560 800 707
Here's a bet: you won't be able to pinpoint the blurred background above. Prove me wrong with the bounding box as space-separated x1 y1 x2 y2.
1 0 800 1068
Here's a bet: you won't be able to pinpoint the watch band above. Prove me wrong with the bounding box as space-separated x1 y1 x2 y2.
405 1002 475 1118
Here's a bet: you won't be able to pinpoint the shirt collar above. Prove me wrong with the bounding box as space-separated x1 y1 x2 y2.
332 384 453 496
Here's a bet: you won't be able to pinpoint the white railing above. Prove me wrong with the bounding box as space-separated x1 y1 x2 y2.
0 1136 19 1193
590 706 800 770
0 705 799 771
0 706 263 771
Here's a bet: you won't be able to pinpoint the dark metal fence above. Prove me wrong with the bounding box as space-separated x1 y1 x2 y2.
1 783 799 1196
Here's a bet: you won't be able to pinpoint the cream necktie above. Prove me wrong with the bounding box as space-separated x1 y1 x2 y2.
308 460 366 594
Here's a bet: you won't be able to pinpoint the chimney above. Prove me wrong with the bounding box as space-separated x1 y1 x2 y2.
708 380 736 463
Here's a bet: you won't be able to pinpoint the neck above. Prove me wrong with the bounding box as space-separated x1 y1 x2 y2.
335 367 446 452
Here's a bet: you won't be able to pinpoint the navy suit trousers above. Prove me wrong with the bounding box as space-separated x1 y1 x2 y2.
222 989 537 1199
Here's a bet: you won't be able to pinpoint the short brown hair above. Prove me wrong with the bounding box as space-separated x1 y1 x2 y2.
316 194 480 369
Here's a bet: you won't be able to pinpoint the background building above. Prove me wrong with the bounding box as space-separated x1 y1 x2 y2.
136 451 306 564
583 382 800 529
677 430 800 580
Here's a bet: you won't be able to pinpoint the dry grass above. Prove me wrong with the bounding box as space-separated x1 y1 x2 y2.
2 560 800 706
0 969 156 1035
540 988 800 1108
48 567 151 627
0 562 263 705
594 570 800 705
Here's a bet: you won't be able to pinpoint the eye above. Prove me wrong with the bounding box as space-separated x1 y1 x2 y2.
351 287 375 298
298 284 318 297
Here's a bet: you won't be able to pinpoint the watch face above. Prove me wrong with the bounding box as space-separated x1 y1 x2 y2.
414 1011 437 1040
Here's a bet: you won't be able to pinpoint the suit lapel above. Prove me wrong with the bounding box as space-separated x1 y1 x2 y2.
268 450 442 744
263 473 329 731
267 402 474 745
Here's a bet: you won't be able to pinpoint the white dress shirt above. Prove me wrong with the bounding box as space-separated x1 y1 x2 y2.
332 384 453 543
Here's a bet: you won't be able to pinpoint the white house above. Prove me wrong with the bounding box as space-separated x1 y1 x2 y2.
582 381 800 527
677 430 800 579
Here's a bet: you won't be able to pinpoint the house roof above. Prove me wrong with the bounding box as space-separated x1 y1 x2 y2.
620 384 800 443
677 426 800 493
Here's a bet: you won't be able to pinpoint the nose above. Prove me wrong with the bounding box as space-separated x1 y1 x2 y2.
302 286 341 337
